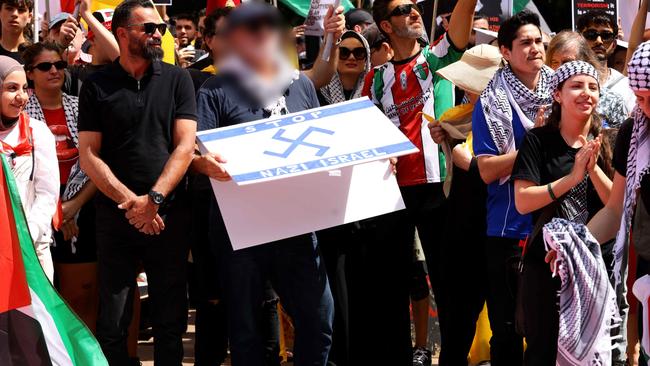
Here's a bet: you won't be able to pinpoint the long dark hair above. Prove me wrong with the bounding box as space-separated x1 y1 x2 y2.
546 80 614 178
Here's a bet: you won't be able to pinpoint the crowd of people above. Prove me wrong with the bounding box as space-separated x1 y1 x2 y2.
1 0 650 365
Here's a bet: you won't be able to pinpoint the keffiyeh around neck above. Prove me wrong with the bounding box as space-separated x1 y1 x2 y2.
543 218 620 366
479 64 553 183
219 52 300 116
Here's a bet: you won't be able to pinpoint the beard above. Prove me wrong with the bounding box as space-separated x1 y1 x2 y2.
128 37 164 61
394 22 424 39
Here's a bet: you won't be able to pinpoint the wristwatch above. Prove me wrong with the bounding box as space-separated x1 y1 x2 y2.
148 190 165 205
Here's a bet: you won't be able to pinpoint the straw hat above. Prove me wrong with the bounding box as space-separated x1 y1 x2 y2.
436 44 503 95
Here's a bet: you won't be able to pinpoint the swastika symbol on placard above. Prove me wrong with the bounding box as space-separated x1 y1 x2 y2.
264 126 335 158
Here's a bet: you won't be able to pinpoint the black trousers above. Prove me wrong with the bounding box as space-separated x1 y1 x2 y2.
438 166 489 365
95 200 190 366
485 236 524 366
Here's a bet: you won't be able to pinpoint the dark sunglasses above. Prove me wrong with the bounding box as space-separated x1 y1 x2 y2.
339 46 367 61
30 61 67 72
244 18 281 33
387 3 418 19
582 29 615 43
127 22 168 36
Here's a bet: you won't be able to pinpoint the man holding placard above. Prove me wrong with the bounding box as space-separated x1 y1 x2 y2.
193 3 345 365
361 0 476 360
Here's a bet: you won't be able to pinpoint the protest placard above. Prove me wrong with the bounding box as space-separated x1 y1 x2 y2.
303 0 337 36
572 0 617 30
197 97 418 249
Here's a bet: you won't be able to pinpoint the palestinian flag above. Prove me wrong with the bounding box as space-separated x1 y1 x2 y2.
0 156 108 366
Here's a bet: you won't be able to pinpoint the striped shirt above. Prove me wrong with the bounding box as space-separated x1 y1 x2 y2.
362 34 462 186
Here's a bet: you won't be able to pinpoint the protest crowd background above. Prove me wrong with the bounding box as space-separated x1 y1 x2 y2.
1 0 650 365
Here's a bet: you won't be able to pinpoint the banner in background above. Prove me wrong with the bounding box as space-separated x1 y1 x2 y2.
572 0 618 30
304 0 338 36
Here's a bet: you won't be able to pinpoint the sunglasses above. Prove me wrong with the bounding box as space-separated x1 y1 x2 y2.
30 61 67 72
244 19 281 34
127 22 168 36
582 29 615 43
387 3 419 19
339 46 367 61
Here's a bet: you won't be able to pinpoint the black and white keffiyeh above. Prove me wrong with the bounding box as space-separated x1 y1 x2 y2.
611 44 650 288
23 92 88 201
549 61 599 92
628 41 650 91
543 218 620 366
479 64 553 183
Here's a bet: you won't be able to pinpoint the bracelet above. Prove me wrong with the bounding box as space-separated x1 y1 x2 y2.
547 183 557 201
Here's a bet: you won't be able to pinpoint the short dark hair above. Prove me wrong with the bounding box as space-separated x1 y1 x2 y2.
22 41 62 70
175 13 198 28
203 7 232 38
497 10 541 50
576 10 618 35
0 0 33 10
372 0 392 31
112 0 154 39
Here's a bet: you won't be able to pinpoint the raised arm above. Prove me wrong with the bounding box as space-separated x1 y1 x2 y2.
625 0 649 75
302 5 345 89
446 0 478 49
78 0 120 62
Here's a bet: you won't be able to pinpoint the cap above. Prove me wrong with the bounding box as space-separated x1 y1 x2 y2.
550 60 599 92
436 44 503 95
345 9 373 30
226 2 282 32
87 9 113 40
361 23 386 49
49 12 71 30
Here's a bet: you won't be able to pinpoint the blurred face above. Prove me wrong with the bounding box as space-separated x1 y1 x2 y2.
27 50 65 91
581 24 616 62
380 0 424 40
370 42 392 67
634 90 650 119
549 44 577 70
228 19 281 68
0 3 31 34
501 24 545 78
176 18 197 47
1 70 28 120
469 18 489 46
554 74 599 122
338 37 366 77
120 7 164 61
205 17 229 61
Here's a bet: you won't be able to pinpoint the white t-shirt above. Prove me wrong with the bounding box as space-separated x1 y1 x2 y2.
605 68 637 114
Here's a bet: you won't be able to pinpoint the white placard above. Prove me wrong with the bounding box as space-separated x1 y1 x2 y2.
197 97 419 185
197 98 418 249
303 0 337 36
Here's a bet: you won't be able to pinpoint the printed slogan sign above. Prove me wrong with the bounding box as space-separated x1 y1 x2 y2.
572 0 618 30
197 98 418 249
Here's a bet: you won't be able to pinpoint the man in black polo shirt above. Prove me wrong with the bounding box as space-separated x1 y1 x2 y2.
77 0 197 364
192 3 334 365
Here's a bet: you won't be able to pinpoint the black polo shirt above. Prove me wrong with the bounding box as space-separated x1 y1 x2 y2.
78 59 197 201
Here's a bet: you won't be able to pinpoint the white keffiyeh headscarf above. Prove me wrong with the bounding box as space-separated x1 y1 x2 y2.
479 64 553 184
543 218 620 366
612 42 650 288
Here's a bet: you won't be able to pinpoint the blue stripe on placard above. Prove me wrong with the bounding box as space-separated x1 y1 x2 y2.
197 98 375 142
231 141 416 183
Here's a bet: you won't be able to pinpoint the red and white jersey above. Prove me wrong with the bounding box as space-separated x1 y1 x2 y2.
362 34 462 186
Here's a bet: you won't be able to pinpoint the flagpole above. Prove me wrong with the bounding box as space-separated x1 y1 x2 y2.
431 0 439 40
33 0 39 43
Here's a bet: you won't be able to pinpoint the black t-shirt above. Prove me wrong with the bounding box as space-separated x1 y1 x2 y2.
77 59 197 202
0 44 23 63
512 126 595 259
613 118 650 213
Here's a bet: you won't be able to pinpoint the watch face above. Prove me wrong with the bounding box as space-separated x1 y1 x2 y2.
150 191 164 204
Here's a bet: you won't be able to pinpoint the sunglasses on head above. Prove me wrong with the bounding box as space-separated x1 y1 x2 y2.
30 61 67 72
244 18 280 33
339 46 367 61
582 29 615 43
387 3 418 19
127 22 168 36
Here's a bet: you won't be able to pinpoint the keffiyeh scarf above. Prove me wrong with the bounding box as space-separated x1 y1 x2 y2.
23 92 87 201
479 64 552 183
219 52 300 116
543 218 620 366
